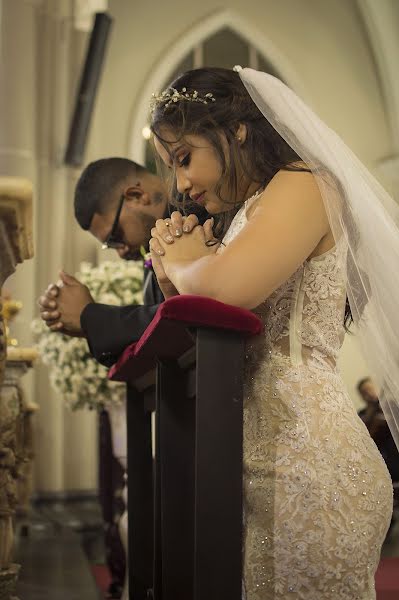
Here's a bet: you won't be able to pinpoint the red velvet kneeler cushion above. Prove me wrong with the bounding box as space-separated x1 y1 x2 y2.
108 295 263 384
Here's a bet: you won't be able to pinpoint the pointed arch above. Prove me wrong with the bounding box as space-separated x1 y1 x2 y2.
127 9 308 164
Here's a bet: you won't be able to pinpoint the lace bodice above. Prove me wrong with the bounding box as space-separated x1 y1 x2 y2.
217 195 347 370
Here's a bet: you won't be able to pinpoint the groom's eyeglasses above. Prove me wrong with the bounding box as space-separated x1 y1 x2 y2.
102 195 126 250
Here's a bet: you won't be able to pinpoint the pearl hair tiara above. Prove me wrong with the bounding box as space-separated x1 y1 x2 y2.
150 87 216 112
150 66 243 112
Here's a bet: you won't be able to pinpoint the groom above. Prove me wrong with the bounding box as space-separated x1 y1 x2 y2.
39 157 208 364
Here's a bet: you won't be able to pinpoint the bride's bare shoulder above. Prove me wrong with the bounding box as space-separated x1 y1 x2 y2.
246 165 320 220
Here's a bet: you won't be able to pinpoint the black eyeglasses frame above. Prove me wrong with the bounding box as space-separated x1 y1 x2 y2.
101 195 126 250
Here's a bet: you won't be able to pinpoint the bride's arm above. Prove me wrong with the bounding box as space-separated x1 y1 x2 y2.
159 170 330 310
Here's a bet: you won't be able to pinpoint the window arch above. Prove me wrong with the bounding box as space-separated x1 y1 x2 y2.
128 10 304 167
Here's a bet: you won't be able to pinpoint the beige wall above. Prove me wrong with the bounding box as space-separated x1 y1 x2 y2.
2 0 397 492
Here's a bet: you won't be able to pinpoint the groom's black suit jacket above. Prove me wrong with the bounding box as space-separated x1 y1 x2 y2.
81 268 162 367
80 205 208 367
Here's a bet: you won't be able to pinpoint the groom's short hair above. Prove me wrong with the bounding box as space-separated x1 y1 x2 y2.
74 157 147 230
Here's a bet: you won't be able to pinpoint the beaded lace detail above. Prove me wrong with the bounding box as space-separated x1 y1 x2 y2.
217 199 392 599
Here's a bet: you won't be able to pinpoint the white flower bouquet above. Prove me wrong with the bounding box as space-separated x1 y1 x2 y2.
31 260 144 410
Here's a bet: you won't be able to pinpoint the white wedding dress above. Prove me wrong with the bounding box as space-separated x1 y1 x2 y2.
217 194 393 599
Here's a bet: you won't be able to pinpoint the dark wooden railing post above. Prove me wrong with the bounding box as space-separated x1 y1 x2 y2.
126 386 154 599
156 360 195 599
108 296 261 600
193 328 244 600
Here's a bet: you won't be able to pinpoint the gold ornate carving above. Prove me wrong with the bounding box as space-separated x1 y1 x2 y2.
0 178 33 266
0 564 20 599
1 296 23 348
0 364 21 570
0 297 5 392
0 177 33 389
0 177 33 599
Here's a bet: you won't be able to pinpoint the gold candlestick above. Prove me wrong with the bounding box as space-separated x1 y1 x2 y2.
1 295 23 347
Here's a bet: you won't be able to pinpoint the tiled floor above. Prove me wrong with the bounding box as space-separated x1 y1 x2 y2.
14 498 105 600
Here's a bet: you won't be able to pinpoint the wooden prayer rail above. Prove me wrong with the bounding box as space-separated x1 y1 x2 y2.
109 295 262 600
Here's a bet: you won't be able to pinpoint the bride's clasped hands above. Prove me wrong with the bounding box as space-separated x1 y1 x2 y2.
149 210 219 289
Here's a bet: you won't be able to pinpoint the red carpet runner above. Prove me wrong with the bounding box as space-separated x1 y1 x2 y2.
91 565 112 597
375 557 399 600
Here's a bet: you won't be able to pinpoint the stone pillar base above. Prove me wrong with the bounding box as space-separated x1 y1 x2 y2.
0 563 20 600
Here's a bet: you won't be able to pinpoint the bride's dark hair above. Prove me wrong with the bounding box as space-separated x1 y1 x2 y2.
151 67 352 328
151 67 309 226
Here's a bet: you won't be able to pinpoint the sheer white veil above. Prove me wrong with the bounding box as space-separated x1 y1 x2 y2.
238 66 399 450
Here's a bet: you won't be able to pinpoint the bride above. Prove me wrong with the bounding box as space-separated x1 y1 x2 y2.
148 66 395 599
